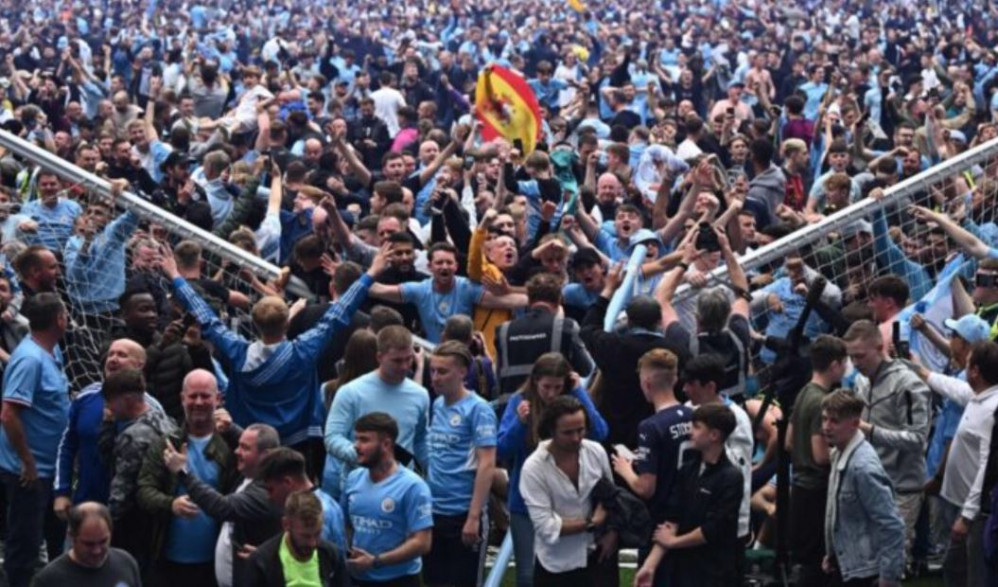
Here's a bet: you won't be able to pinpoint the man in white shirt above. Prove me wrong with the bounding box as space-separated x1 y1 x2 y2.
370 71 407 138
921 335 998 587
520 396 618 584
675 115 704 161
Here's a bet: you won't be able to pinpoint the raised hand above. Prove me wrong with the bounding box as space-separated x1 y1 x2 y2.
367 242 393 276
163 439 189 475
602 262 626 296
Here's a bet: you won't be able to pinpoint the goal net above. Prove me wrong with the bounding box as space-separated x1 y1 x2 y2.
0 130 303 394
670 136 998 391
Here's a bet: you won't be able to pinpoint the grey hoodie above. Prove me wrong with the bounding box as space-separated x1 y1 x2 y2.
747 163 787 217
853 359 931 493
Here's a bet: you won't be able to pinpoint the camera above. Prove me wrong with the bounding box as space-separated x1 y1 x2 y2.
695 222 720 252
976 272 998 289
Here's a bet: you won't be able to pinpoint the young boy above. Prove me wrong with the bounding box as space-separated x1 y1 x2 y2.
821 390 905 586
634 403 744 587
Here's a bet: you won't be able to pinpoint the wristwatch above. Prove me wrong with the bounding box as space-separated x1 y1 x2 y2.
372 554 383 568
585 515 596 532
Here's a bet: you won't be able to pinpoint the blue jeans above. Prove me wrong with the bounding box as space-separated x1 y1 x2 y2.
1 472 65 587
510 512 535 587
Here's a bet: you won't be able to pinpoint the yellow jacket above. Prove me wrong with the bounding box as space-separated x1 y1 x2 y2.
468 226 511 359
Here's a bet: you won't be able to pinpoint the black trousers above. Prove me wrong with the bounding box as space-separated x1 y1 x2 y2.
148 560 217 587
791 483 830 586
534 554 597 587
0 473 64 587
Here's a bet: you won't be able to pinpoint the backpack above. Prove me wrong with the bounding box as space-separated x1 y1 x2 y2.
472 356 496 401
689 328 747 399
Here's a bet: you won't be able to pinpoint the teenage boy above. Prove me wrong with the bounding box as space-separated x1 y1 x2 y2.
635 403 744 587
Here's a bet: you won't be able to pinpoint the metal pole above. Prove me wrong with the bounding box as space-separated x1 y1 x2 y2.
604 244 647 331
0 130 314 299
483 532 515 587
673 136 998 302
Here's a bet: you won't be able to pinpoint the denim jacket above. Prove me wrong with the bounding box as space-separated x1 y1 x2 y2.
825 431 906 583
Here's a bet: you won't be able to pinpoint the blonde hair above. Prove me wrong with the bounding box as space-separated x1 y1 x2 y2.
782 138 807 157
251 296 289 338
638 348 678 373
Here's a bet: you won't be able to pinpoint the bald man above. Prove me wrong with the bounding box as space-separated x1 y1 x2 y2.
55 339 165 519
32 502 142 587
137 369 239 585
302 138 323 167
111 91 142 137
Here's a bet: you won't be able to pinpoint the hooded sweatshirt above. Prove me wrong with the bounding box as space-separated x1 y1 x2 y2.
747 163 787 222
853 359 932 493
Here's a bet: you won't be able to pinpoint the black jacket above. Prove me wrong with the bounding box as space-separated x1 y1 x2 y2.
580 296 690 448
495 306 594 397
348 115 391 170
664 452 743 587
246 533 346 587
183 476 283 586
591 477 652 548
288 305 370 384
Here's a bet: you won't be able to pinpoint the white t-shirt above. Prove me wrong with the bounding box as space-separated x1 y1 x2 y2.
370 87 407 137
214 478 253 587
676 138 703 161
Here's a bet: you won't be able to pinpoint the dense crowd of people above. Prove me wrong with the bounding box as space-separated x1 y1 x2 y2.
4 0 998 586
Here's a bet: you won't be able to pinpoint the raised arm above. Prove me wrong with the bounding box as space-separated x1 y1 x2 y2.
332 132 373 187
911 204 991 259
254 101 272 153
317 196 357 255
717 226 749 317
417 126 468 186
159 251 249 360
144 97 160 143
573 203 601 243
294 245 389 361
654 227 699 328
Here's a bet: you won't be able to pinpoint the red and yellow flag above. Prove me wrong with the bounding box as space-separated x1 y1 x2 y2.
475 65 542 156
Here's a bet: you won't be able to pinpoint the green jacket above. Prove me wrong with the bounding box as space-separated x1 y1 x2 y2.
136 428 239 563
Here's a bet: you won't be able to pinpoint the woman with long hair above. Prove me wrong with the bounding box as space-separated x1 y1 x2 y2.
324 329 379 410
320 329 378 498
497 353 608 587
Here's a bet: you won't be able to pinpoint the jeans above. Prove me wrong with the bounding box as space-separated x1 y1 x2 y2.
897 491 924 566
1 472 65 587
510 512 535 587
